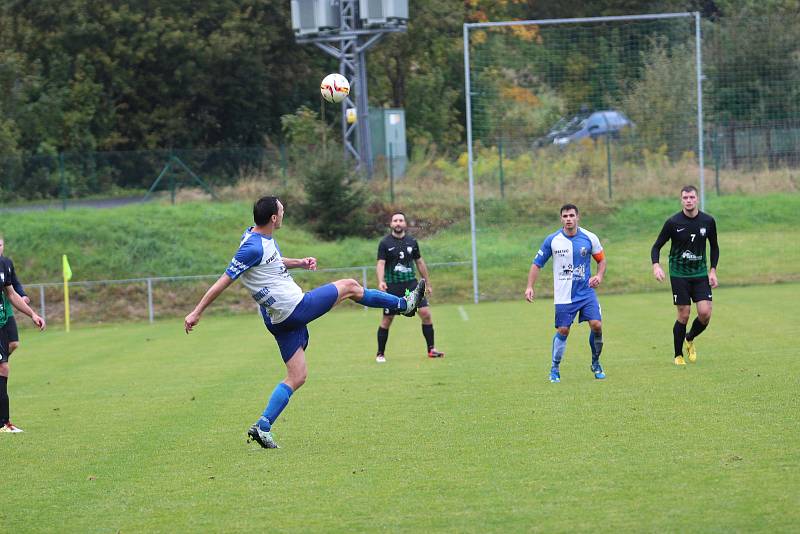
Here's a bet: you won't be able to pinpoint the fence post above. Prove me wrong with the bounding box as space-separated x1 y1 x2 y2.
601 115 613 200
498 137 505 199
606 133 613 200
388 143 395 204
168 161 176 205
39 284 46 321
147 278 154 323
714 128 722 196
59 153 67 211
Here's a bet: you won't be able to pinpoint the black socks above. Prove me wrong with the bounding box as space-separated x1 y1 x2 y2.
686 317 708 342
673 321 687 357
0 376 8 426
422 324 435 350
377 327 389 355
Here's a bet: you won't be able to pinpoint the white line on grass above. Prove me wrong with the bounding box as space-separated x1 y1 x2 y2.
457 306 469 321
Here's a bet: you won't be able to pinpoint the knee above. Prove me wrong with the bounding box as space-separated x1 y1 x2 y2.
8 342 18 355
557 327 570 337
418 308 432 322
699 312 711 324
589 321 602 333
344 278 362 297
346 278 361 290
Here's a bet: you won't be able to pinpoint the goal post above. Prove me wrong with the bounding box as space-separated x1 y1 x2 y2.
463 13 704 303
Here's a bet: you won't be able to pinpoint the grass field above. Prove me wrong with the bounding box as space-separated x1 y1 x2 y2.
4 283 799 532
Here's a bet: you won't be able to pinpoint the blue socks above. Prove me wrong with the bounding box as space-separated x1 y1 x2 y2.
589 331 603 366
552 332 567 369
356 288 405 311
259 382 294 431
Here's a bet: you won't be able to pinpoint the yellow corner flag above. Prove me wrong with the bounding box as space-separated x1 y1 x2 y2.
63 254 72 332
63 254 72 281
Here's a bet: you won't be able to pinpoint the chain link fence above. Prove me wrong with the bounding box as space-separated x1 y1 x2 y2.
19 262 470 329
0 146 289 206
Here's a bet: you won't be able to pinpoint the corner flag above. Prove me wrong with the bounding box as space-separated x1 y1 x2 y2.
63 254 72 331
62 255 72 281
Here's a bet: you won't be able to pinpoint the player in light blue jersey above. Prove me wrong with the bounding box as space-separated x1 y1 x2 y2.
184 196 426 449
525 204 607 383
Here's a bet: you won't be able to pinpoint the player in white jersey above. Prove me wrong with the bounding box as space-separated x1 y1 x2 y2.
525 204 607 383
184 196 426 449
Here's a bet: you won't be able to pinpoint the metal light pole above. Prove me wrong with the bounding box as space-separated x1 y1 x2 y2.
294 0 407 178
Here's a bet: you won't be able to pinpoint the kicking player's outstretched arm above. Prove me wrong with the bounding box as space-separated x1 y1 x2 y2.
184 274 234 333
525 264 540 302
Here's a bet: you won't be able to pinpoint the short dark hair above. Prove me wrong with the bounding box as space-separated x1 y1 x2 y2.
681 185 698 195
253 196 280 226
560 203 579 215
391 211 406 221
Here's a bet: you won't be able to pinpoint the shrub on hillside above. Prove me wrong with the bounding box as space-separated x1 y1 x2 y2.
300 155 369 240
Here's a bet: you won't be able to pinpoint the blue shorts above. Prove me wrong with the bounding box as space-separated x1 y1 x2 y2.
261 283 339 362
554 294 602 328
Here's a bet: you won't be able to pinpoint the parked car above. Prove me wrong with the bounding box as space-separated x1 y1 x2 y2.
537 110 633 147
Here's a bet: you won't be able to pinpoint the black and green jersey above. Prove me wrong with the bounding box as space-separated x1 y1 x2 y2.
378 233 421 283
651 211 719 278
0 256 21 327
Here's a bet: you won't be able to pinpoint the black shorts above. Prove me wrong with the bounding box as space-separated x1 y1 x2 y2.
382 279 429 316
670 276 712 306
0 323 10 363
4 316 19 343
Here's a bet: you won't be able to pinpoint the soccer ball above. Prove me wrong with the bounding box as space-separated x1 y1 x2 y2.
320 73 350 104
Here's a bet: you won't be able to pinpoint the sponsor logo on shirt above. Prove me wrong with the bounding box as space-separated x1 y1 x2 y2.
553 248 570 256
228 258 248 276
253 287 276 307
700 227 706 236
580 246 588 257
677 228 686 232
681 251 703 260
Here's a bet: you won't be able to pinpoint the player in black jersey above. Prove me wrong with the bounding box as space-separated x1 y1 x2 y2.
375 212 444 362
0 238 31 365
0 249 46 433
651 186 719 366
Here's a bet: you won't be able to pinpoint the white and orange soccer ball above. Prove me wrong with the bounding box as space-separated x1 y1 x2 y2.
320 73 350 104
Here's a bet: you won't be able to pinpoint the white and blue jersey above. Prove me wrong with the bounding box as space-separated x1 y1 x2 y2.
533 227 604 305
225 227 304 324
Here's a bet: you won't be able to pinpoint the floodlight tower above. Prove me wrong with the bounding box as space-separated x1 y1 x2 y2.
291 0 408 178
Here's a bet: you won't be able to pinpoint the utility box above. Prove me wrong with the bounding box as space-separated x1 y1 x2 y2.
291 0 340 36
370 108 406 178
358 0 408 27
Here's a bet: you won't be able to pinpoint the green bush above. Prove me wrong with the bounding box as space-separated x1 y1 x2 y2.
300 155 369 241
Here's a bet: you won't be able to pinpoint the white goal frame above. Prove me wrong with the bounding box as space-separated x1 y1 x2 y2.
462 12 704 303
